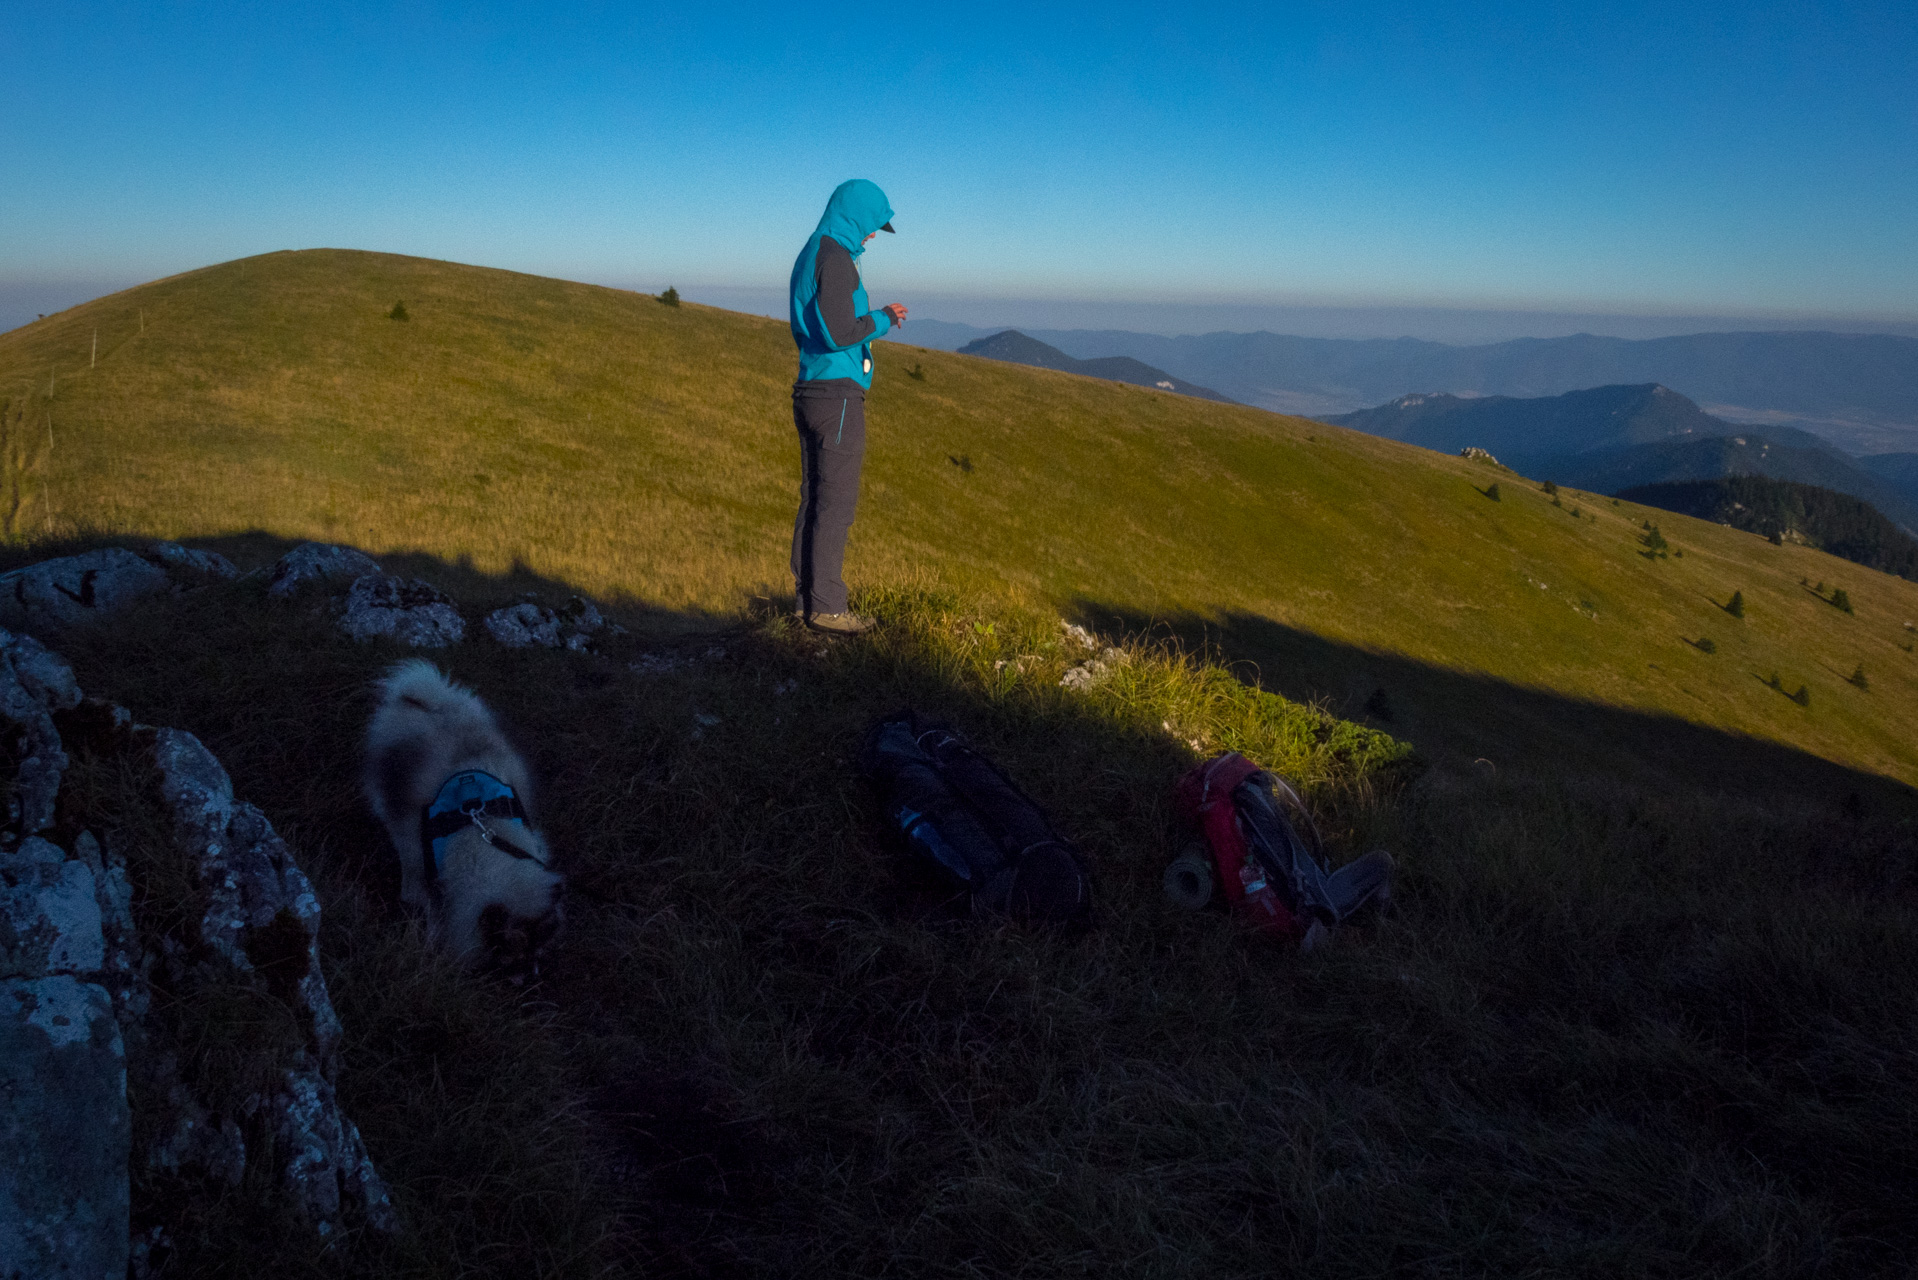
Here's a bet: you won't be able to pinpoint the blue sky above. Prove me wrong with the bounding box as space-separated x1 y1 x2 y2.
4 1 1914 334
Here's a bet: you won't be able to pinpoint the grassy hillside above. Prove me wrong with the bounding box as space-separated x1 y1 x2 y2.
3 249 1917 789
4 252 1918 1276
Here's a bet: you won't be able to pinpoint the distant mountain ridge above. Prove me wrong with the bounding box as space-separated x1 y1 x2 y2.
1322 383 1918 532
955 330 1234 402
1324 384 1724 458
892 323 1918 453
1620 476 1918 580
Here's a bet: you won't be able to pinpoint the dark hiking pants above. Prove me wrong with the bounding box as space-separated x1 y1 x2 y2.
791 392 866 616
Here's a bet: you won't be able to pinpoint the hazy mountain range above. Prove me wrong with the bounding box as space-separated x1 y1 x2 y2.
898 322 1918 454
1619 476 1918 581
954 331 1232 402
1321 384 1918 533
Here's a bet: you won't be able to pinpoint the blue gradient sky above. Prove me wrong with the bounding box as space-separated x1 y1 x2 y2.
4 1 1914 331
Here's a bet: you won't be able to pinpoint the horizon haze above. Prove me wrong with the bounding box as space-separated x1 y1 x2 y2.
4 3 1913 335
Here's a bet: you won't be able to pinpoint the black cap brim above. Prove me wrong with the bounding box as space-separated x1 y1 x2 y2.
880 222 895 233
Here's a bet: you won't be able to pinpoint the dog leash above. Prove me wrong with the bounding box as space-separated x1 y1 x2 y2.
419 770 549 890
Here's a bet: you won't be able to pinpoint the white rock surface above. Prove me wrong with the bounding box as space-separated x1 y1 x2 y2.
338 573 465 647
267 542 381 598
0 629 81 835
0 974 128 1280
0 548 170 631
484 595 608 650
145 541 239 582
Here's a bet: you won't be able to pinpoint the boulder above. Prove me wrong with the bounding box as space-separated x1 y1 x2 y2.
0 629 82 835
0 975 129 1280
1 837 105 979
0 548 170 631
0 798 130 1279
484 595 609 651
135 725 393 1230
0 636 396 1255
266 542 381 599
339 573 465 647
145 540 238 583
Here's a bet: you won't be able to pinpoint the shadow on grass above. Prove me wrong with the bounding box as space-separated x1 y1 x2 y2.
1073 600 1917 813
13 532 1918 1278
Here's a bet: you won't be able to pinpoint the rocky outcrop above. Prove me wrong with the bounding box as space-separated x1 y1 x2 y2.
485 595 611 651
144 540 238 584
266 542 381 598
339 572 465 647
1 641 131 1279
0 630 82 834
266 543 468 648
0 548 170 631
0 541 241 634
0 974 128 1280
125 721 395 1232
0 628 395 1272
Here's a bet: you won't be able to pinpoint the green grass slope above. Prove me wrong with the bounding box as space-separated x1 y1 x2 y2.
4 248 1916 789
3 252 1917 1276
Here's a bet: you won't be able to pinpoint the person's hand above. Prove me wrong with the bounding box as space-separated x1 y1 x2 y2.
881 303 908 326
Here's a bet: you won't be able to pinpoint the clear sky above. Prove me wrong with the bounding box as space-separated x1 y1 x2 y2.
4 1 1914 332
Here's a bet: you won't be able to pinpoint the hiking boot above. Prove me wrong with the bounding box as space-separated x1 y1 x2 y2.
804 611 876 637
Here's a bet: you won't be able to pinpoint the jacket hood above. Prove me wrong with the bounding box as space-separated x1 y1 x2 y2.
813 179 893 260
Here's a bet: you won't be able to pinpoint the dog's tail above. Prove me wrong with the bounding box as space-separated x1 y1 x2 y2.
374 658 471 720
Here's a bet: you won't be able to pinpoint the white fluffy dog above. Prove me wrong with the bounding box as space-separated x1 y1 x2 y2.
363 660 563 977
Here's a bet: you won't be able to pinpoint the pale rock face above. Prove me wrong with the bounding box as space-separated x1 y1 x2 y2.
338 573 465 647
484 595 608 650
0 630 81 835
1 837 106 978
0 548 170 631
0 975 129 1280
135 724 390 1230
1 630 396 1264
145 541 239 583
0 829 129 1279
266 542 382 598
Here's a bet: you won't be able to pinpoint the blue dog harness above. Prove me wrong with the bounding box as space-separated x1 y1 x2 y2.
418 770 543 888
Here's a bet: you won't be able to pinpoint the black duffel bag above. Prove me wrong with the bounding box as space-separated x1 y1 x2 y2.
860 711 1092 927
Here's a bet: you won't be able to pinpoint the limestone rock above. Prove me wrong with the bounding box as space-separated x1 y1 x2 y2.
1 629 82 711
138 725 393 1230
266 542 381 599
0 629 81 835
484 595 609 651
0 548 170 631
1 836 106 979
339 573 465 647
0 975 129 1280
145 727 343 1057
0 817 130 1278
145 540 239 583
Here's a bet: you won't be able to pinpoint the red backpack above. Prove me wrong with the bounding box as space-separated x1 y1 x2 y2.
1171 752 1393 946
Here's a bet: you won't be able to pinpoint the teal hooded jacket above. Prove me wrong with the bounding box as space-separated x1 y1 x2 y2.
790 179 894 389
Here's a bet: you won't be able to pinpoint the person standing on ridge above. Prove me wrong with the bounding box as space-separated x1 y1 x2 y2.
788 178 907 636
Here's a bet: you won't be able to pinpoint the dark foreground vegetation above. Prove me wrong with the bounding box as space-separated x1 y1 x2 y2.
1622 476 1918 580
34 540 1918 1279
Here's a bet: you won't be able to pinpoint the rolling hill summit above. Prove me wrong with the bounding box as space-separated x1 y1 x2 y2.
2 248 1916 1277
